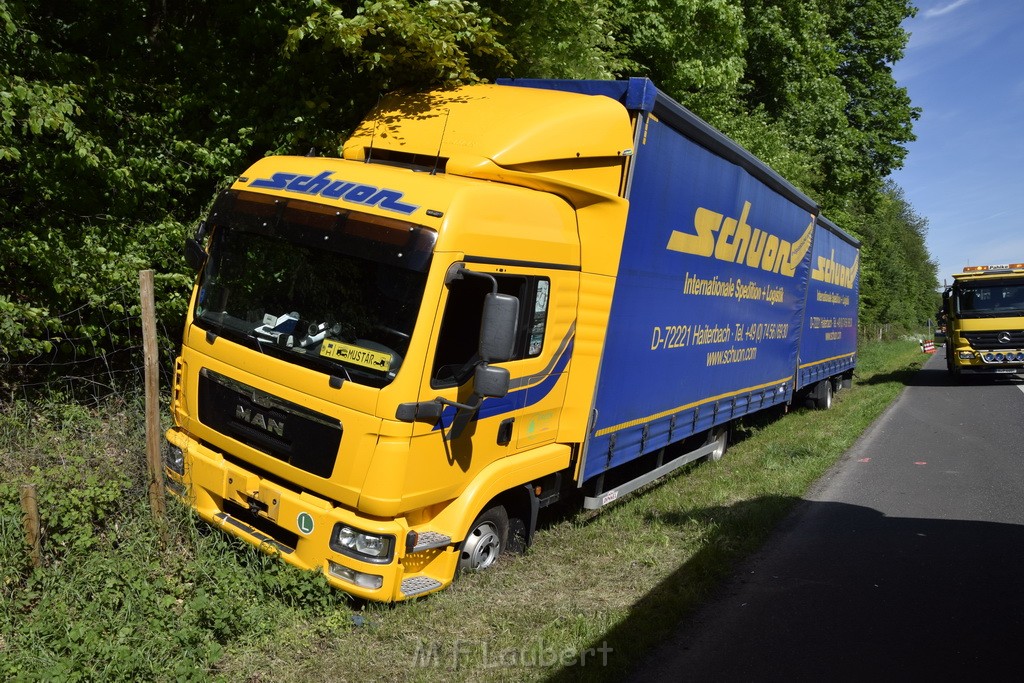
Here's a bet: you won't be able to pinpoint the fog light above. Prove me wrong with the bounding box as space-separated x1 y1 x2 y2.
164 443 185 475
996 353 1006 362
328 561 383 590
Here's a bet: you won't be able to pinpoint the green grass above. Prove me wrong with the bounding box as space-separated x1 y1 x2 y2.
0 340 924 682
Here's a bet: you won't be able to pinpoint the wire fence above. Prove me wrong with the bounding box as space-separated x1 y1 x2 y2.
0 281 182 408
2 272 174 574
858 323 935 343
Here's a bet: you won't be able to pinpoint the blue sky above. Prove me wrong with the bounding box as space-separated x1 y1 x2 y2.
889 0 1024 286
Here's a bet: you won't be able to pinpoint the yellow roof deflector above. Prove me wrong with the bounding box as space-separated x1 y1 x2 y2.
342 84 635 205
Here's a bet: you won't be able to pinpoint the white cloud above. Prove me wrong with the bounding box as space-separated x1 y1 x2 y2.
924 0 973 19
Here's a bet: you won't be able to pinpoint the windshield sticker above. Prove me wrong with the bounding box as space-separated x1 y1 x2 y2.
320 339 393 371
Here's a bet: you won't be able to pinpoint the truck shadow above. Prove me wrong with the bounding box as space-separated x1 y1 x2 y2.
856 364 925 387
857 353 1023 388
917 366 1024 388
545 496 1024 682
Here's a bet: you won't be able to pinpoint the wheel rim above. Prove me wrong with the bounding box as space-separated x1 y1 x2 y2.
461 521 502 570
707 430 727 462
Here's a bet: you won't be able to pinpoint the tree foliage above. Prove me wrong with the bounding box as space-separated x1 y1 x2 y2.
615 0 747 117
476 0 623 79
0 0 934 366
838 183 938 334
0 0 510 361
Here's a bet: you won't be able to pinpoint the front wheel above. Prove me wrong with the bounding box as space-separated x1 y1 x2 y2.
945 348 966 382
458 506 509 572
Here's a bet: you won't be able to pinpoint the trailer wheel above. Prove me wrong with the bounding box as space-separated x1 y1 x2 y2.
705 428 728 462
814 379 833 410
458 505 509 572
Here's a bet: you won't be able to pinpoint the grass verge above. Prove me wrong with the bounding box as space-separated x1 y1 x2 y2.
0 340 924 682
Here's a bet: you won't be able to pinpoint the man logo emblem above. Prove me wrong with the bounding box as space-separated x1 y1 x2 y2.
235 404 285 437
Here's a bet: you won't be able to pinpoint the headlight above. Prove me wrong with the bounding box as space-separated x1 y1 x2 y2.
330 524 394 563
959 351 975 360
164 443 185 475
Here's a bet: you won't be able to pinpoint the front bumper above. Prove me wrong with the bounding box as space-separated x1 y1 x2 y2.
953 347 1024 375
957 364 1024 375
164 427 458 601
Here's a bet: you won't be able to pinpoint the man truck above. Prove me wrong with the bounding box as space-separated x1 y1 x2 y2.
164 78 859 601
943 264 1024 378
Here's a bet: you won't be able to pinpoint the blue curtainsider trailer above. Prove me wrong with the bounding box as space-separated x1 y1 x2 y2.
797 215 859 408
500 78 859 507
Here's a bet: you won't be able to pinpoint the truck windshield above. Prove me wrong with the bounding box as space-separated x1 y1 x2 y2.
955 279 1024 318
193 190 436 387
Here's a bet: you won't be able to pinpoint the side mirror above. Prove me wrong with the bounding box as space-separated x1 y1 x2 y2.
185 220 210 272
479 293 518 362
473 363 510 399
394 364 509 437
184 237 208 271
441 364 509 439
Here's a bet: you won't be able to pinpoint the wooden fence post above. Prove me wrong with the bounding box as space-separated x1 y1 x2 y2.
20 483 42 568
139 269 168 543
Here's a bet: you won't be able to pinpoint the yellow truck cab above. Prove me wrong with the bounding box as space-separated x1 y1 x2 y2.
943 264 1024 378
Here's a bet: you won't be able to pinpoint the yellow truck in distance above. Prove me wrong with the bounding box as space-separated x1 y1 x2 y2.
943 263 1024 378
164 79 859 601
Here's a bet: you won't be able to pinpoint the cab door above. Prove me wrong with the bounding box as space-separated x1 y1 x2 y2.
400 263 573 505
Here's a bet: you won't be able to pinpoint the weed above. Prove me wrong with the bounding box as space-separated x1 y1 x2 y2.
0 395 350 681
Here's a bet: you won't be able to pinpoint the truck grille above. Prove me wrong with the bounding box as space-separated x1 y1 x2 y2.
198 368 342 478
962 330 1024 349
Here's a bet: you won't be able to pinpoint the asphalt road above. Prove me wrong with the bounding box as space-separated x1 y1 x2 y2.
628 348 1024 681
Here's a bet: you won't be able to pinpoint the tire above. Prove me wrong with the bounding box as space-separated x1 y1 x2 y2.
814 379 833 410
458 505 509 572
705 428 728 462
945 349 965 383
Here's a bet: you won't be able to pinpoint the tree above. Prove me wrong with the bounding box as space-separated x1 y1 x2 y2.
822 0 919 204
614 0 747 121
0 0 511 362
842 183 937 334
0 0 935 367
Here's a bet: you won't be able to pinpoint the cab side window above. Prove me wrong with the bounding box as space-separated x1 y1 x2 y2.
431 274 549 388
